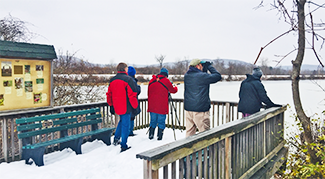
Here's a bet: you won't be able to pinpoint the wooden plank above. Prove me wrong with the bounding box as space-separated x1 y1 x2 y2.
171 161 176 179
52 117 78 125
179 158 184 179
18 119 102 139
226 102 230 123
213 143 218 179
163 165 168 179
212 103 215 128
192 153 196 179
11 118 15 161
17 123 42 131
225 137 231 179
186 155 191 179
203 147 208 179
198 149 202 179
2 119 8 162
239 141 285 179
209 144 213 179
16 108 99 124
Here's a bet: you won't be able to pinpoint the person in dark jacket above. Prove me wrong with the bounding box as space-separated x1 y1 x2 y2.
127 66 141 136
184 59 222 137
148 68 178 140
106 62 138 152
238 67 281 117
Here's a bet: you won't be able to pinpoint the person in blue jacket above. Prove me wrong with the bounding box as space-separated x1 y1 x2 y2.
184 59 222 137
127 66 141 136
238 67 281 117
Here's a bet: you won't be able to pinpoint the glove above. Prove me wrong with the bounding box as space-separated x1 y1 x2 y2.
110 106 115 115
202 61 213 73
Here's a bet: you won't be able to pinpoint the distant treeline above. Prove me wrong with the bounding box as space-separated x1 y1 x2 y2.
53 55 325 84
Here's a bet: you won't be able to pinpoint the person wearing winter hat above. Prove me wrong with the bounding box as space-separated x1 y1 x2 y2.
147 67 178 140
238 67 282 117
127 66 141 136
184 59 222 137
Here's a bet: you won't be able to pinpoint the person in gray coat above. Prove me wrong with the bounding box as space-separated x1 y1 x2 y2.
184 59 222 137
238 67 281 117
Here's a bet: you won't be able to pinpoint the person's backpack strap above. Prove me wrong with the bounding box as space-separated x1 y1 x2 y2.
148 75 169 91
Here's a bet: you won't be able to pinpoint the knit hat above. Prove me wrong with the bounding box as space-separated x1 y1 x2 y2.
160 67 169 77
189 59 204 66
252 67 263 78
128 66 136 76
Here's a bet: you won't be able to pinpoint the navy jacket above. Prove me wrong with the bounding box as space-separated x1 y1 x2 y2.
131 77 141 118
238 74 281 114
184 66 222 112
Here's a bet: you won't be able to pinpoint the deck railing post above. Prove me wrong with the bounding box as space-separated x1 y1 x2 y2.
225 136 232 179
2 119 8 162
144 160 158 179
263 121 266 157
226 102 230 123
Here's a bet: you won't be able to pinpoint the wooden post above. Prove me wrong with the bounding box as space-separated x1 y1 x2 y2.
2 119 8 162
11 119 15 161
144 160 158 179
226 103 231 123
225 137 232 179
263 121 266 157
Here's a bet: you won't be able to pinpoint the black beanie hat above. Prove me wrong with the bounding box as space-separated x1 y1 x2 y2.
252 68 263 78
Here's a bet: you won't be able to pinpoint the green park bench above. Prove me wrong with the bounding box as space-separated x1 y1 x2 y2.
16 108 115 166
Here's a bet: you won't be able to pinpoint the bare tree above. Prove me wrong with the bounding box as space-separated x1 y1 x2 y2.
255 0 325 164
0 14 35 42
155 54 166 69
53 51 106 106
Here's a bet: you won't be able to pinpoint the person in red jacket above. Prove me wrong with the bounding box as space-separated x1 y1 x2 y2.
147 68 178 140
106 62 138 152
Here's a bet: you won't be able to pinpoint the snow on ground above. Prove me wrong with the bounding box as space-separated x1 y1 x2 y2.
0 128 184 179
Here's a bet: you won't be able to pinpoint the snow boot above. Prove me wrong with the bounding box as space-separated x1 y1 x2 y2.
157 128 164 140
113 139 120 146
149 127 155 140
120 146 131 153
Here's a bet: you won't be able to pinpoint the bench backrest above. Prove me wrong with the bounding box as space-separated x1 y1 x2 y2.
16 108 102 139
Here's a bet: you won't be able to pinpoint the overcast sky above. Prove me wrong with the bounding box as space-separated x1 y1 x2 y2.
1 0 324 67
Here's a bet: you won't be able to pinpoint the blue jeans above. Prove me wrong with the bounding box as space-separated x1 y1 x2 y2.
129 117 135 135
149 112 166 130
114 113 131 149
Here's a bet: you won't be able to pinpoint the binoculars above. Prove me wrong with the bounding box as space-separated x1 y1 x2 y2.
202 61 213 72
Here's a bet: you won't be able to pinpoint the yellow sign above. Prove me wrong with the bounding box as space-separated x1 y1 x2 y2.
0 58 52 111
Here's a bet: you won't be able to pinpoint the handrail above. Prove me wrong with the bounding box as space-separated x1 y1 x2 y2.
0 99 239 164
136 106 287 179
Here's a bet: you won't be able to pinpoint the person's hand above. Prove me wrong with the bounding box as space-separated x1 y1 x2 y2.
202 61 212 72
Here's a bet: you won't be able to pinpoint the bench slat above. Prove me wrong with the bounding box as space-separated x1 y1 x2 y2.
86 114 102 120
23 127 115 149
52 117 78 125
16 108 100 124
18 119 102 139
17 123 42 131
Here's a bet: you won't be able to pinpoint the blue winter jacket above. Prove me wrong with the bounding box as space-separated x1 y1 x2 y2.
238 74 281 114
184 65 222 112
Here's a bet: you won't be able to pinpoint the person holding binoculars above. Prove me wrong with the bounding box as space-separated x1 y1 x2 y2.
184 59 222 137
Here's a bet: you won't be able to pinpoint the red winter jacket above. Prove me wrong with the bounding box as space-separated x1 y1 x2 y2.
148 74 178 114
106 72 138 115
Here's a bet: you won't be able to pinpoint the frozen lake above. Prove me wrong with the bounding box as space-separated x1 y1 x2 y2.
138 79 325 137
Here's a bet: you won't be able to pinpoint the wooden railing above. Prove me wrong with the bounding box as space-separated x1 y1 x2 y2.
136 105 287 179
0 99 238 163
